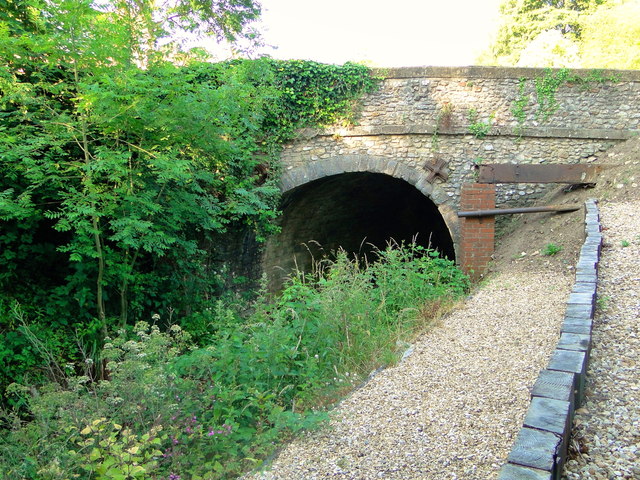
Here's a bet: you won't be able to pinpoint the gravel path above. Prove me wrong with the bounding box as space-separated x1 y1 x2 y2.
563 200 640 480
246 268 573 480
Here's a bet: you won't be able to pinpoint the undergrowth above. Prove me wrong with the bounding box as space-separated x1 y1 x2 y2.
0 244 468 480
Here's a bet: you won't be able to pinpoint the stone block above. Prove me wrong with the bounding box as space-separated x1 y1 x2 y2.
548 349 587 375
575 265 597 277
585 198 599 209
567 292 595 305
565 303 594 320
380 159 399 176
365 156 385 172
498 463 552 480
322 157 346 175
507 427 562 473
584 213 599 224
413 176 434 197
548 349 587 406
576 258 597 272
523 397 571 436
558 332 591 356
571 282 596 296
574 273 597 284
531 369 576 405
580 239 601 252
561 316 593 335
583 240 602 253
585 224 601 235
585 233 603 247
578 249 599 262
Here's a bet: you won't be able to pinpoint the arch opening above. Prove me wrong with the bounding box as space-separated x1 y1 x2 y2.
263 172 456 290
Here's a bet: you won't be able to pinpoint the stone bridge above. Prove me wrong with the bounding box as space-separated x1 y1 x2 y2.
263 66 640 286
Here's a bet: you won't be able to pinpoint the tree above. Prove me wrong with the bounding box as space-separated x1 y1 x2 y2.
0 0 275 334
480 0 605 66
580 0 640 69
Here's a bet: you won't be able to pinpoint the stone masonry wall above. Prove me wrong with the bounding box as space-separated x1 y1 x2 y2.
279 67 640 209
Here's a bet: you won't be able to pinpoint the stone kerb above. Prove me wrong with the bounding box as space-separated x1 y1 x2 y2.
498 199 602 480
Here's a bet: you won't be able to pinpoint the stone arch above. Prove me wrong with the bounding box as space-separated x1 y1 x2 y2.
279 155 460 250
261 155 462 290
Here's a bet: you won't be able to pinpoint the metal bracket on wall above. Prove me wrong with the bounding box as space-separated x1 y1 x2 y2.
423 157 449 182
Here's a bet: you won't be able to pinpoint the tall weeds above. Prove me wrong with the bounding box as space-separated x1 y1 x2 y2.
0 243 468 479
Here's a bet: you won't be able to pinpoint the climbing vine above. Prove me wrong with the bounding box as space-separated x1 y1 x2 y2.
511 77 529 128
534 68 572 121
270 59 379 136
511 68 621 126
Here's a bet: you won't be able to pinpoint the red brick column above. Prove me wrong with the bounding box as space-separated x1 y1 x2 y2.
459 183 496 281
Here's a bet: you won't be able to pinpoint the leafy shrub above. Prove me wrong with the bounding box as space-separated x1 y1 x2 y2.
467 108 494 139
541 243 563 256
0 244 468 479
0 56 377 404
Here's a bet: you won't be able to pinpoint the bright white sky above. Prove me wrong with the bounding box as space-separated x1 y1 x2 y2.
248 0 505 67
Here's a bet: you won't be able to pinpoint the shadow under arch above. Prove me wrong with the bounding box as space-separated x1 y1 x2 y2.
263 155 460 290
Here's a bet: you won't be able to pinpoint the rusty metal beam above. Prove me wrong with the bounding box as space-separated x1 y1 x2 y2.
477 164 604 184
458 204 582 217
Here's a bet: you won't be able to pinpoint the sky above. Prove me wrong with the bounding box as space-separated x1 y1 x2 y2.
245 0 505 67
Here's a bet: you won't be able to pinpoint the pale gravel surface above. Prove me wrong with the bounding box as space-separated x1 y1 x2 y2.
563 200 640 480
245 269 572 480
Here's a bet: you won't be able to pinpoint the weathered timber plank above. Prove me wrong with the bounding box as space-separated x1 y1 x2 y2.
477 164 605 184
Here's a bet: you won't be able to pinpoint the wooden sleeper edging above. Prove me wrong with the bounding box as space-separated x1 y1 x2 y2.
497 199 602 480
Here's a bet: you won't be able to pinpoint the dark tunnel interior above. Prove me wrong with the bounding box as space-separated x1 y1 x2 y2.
263 172 456 290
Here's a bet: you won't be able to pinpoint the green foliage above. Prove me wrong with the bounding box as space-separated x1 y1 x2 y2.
481 0 606 66
73 419 167 479
580 0 640 69
511 77 529 127
0 0 377 403
0 245 468 479
265 59 378 140
483 0 639 69
541 242 563 256
534 68 571 120
467 108 493 139
534 67 620 121
596 294 610 311
508 68 621 126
